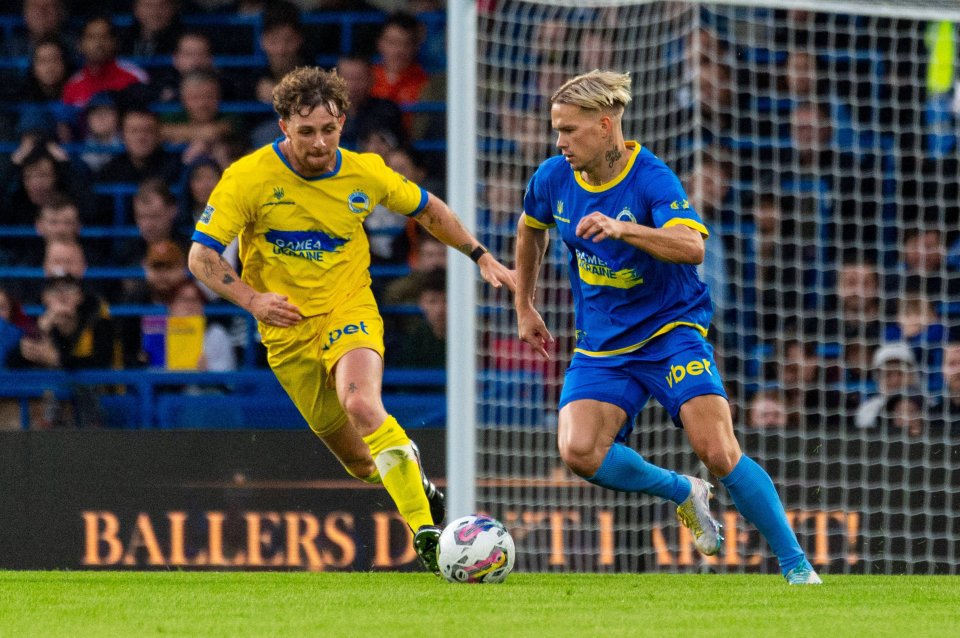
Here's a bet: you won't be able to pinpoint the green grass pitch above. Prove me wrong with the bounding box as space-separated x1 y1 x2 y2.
1 571 957 637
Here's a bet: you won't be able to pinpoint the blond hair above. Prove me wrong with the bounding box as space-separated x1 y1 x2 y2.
550 70 632 113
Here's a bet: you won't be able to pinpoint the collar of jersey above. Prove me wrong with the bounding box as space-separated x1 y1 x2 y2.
272 138 342 180
573 140 641 192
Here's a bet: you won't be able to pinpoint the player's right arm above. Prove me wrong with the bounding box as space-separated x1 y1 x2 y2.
188 243 302 327
514 215 553 359
188 165 300 327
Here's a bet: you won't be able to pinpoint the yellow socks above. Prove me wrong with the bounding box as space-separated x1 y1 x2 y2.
362 416 433 530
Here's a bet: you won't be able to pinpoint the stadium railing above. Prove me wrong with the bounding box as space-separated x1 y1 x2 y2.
0 367 445 430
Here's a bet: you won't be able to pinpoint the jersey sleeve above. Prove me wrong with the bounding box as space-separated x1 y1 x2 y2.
645 167 709 238
521 168 555 229
191 166 254 253
373 154 429 217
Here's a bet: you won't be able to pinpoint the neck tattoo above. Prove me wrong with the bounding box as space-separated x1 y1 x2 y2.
605 147 622 169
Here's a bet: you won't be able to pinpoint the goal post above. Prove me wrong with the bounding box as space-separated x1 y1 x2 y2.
447 0 960 574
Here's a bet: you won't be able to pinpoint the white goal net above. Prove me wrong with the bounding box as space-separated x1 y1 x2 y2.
453 0 960 574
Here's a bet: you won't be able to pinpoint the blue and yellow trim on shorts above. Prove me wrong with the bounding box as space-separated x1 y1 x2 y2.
574 321 709 357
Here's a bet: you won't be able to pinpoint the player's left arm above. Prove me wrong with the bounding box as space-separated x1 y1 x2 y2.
414 192 517 292
575 213 704 264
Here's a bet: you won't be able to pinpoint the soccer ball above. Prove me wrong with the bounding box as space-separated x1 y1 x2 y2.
437 514 515 584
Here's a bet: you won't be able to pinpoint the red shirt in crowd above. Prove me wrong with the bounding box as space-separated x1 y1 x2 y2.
370 63 429 105
62 59 149 107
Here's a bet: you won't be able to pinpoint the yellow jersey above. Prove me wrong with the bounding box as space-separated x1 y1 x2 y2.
192 142 428 316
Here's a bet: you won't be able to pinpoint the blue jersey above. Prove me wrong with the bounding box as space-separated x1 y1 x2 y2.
522 142 712 356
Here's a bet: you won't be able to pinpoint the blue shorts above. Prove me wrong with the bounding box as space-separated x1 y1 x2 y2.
558 327 728 439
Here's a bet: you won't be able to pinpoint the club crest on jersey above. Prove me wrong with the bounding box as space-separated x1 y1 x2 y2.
262 186 295 208
199 205 214 224
616 207 636 223
670 199 690 210
348 189 371 213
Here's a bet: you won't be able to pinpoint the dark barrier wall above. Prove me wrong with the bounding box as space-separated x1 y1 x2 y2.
0 430 446 570
2 430 959 572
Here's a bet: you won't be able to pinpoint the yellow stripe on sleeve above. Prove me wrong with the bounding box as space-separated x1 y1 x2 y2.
522 213 555 229
663 217 709 238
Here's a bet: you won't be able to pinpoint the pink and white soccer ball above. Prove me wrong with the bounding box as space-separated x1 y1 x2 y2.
437 514 516 583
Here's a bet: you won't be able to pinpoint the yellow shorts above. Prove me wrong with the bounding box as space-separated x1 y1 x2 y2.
259 287 385 437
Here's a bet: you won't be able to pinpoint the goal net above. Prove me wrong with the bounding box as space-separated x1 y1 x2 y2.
456 0 960 574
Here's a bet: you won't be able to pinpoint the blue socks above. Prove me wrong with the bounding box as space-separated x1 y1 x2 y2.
720 455 805 575
587 443 692 504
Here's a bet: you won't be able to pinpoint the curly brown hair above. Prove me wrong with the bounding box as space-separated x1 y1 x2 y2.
272 66 351 120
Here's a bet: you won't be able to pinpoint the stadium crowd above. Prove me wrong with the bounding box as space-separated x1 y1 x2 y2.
0 0 448 427
1 2 959 439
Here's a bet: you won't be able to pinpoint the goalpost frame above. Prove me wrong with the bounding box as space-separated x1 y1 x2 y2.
446 0 479 520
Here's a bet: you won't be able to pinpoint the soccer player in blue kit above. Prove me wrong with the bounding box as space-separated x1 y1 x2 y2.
514 70 821 584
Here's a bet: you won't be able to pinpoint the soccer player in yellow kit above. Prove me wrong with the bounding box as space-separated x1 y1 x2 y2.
188 66 516 574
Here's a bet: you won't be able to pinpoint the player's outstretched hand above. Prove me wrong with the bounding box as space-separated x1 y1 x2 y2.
477 253 517 293
576 211 623 243
517 306 553 360
250 292 302 327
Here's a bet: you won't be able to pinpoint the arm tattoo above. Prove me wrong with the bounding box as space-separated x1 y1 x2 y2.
457 243 472 257
218 255 235 284
348 382 358 394
605 147 622 169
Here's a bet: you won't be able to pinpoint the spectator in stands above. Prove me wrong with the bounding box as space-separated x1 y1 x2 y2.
150 31 230 104
119 0 184 58
855 342 924 431
0 287 34 369
682 26 737 141
11 274 113 371
388 268 445 369
96 108 182 185
62 15 149 108
2 0 74 58
886 227 960 300
749 193 815 338
578 28 616 72
358 125 401 158
884 293 947 393
116 178 191 268
168 279 237 372
746 389 789 430
364 146 434 265
15 36 73 103
15 193 83 268
36 195 81 243
384 230 447 305
119 240 189 367
43 239 87 280
160 70 242 156
780 50 831 103
774 338 846 428
2 137 90 226
929 342 960 435
336 54 405 152
777 101 882 255
683 152 733 336
821 259 886 391
370 13 430 107
245 1 310 104
479 164 524 260
179 156 223 226
79 92 123 173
